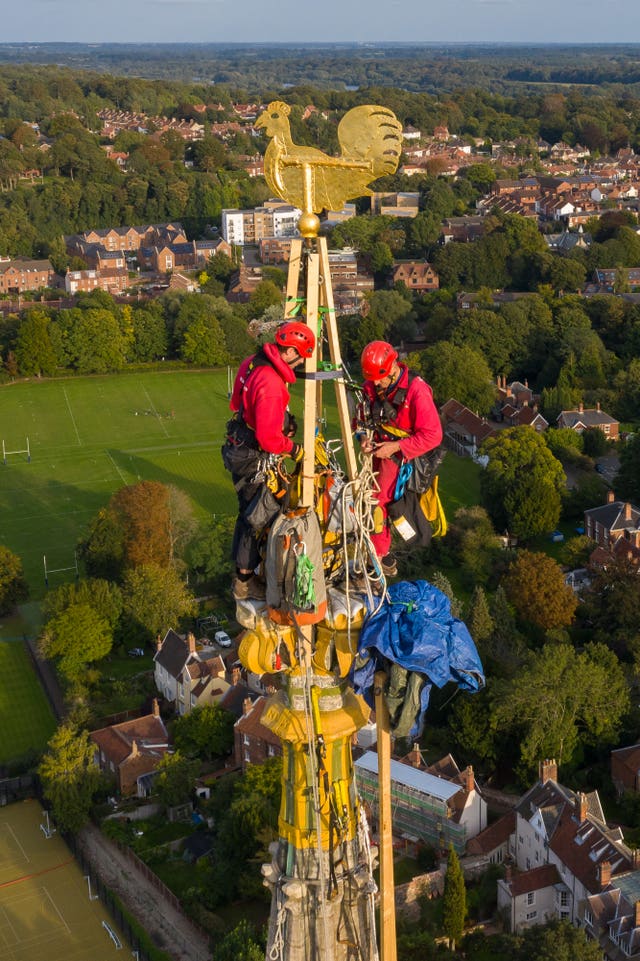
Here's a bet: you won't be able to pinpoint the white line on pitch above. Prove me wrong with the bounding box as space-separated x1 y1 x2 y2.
142 386 170 438
42 885 70 934
106 450 127 484
5 824 29 863
62 388 82 446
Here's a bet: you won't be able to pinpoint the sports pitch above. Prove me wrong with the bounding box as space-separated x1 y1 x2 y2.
0 369 240 597
0 799 128 961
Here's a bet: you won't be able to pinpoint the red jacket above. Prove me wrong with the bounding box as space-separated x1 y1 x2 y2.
230 342 296 456
362 364 443 461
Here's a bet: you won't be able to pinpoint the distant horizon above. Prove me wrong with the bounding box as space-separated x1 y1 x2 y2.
3 39 640 48
4 0 640 47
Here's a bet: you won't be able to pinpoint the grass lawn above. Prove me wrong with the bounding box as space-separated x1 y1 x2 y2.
438 452 482 515
0 639 56 764
0 370 238 598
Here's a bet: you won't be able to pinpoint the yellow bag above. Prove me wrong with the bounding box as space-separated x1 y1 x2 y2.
420 475 448 538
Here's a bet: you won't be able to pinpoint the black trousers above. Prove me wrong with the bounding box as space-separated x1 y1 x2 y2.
231 470 262 572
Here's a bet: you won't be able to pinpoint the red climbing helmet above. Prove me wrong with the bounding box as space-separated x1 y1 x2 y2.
275 321 316 358
361 341 398 381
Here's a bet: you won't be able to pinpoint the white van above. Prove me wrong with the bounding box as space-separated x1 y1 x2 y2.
214 630 232 648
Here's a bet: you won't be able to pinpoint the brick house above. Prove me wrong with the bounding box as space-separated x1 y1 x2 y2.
391 260 439 293
90 699 170 797
557 402 619 439
440 398 495 458
467 810 517 866
65 267 129 295
584 491 640 549
582 864 640 959
612 744 640 796
0 258 58 294
234 695 281 771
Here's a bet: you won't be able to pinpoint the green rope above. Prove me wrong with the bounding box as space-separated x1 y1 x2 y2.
293 552 316 611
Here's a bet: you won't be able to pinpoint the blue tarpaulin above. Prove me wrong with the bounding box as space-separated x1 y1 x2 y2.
351 580 485 738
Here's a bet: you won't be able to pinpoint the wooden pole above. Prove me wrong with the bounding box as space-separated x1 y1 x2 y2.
375 670 397 961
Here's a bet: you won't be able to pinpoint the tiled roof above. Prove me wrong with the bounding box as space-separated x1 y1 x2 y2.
549 805 632 893
154 629 190 677
90 713 169 766
559 408 619 429
506 863 561 896
467 811 516 855
234 695 280 746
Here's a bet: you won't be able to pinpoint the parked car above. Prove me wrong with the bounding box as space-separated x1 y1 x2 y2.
214 630 232 648
128 647 145 657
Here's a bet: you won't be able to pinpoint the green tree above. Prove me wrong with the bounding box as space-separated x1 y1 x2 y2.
43 577 122 629
123 563 197 639
442 843 466 950
39 723 102 832
15 309 58 376
187 516 235 588
518 919 602 961
492 642 629 776
453 506 502 587
155 750 199 807
419 342 495 413
172 705 235 761
502 550 578 632
212 921 264 961
248 280 283 318
467 586 494 644
616 433 640 503
582 426 608 457
39 603 113 681
0 545 28 615
480 427 565 538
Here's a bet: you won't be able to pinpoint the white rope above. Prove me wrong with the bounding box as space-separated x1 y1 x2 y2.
269 887 288 961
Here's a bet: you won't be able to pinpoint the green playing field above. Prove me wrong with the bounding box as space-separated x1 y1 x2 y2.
0 369 239 597
0 799 129 961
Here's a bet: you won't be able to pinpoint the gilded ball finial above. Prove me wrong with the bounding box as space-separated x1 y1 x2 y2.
298 212 320 238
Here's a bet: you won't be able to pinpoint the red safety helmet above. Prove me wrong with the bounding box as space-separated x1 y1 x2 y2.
361 341 398 381
275 321 316 359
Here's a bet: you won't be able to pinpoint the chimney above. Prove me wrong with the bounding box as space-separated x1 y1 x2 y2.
152 698 160 717
599 860 612 888
156 634 163 652
243 697 253 716
232 666 241 686
408 742 422 767
625 503 633 521
130 739 139 758
596 401 601 412
632 531 640 549
579 402 584 413
607 489 615 504
635 900 640 928
464 765 475 794
505 863 513 882
632 849 640 870
539 758 557 783
576 792 588 822
187 632 197 654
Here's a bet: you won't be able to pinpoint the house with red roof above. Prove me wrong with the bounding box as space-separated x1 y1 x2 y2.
90 699 170 797
440 398 495 458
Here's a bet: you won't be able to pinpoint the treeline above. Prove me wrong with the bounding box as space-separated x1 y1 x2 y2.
4 42 640 96
0 286 263 378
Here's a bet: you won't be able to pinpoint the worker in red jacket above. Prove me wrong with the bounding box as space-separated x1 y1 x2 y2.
357 340 443 575
223 321 315 600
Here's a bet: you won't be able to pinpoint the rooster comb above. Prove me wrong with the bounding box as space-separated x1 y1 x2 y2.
266 101 291 117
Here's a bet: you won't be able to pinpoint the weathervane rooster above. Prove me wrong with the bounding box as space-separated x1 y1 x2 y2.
255 100 403 236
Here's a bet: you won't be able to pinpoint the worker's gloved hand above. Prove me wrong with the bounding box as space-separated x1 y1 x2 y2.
286 413 298 438
289 443 304 463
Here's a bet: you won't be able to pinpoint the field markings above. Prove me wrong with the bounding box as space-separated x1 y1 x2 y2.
4 825 29 864
62 388 82 446
42 885 70 934
142 386 170 438
105 451 127 485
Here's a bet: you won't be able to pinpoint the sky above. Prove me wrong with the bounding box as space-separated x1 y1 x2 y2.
4 0 640 46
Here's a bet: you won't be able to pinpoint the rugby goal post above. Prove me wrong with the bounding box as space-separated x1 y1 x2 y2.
2 437 30 465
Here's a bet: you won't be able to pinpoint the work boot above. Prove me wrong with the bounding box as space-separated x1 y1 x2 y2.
232 575 266 601
381 553 398 577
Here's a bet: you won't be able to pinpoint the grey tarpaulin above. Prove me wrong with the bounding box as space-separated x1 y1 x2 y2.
351 580 485 738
